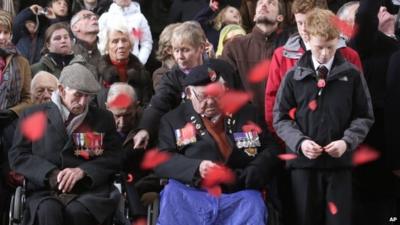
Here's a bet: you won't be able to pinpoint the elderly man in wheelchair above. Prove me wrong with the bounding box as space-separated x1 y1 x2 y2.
8 64 121 225
154 65 280 225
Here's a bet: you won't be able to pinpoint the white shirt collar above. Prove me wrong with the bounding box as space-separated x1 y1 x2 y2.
311 56 334 75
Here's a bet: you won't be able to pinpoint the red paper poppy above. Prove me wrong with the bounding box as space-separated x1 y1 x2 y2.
206 185 222 197
204 82 225 97
331 16 357 39
242 121 262 134
219 91 252 114
317 79 326 88
131 28 143 40
352 145 380 166
108 93 133 108
126 173 134 183
21 111 47 141
181 123 196 140
248 59 270 83
308 100 318 111
289 108 297 120
141 148 171 170
328 201 338 215
277 153 298 161
202 164 235 188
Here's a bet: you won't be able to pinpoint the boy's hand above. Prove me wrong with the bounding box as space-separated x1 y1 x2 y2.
209 0 219 12
301 140 323 159
324 140 347 158
30 4 43 15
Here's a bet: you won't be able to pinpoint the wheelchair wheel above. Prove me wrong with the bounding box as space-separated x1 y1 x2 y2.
9 186 24 225
147 195 159 225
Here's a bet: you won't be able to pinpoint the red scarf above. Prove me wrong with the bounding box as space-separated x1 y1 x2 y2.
111 59 129 82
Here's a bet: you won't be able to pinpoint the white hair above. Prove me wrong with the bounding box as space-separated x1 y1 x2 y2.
31 71 59 91
107 82 137 103
337 1 359 22
97 18 135 55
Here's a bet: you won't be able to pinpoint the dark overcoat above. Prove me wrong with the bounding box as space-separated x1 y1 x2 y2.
9 102 122 225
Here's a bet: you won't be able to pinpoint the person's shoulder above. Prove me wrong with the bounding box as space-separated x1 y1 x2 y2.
22 102 54 116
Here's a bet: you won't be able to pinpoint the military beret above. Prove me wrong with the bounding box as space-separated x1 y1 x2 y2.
183 64 221 87
59 63 101 94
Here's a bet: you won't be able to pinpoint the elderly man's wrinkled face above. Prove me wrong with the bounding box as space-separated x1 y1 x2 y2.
47 28 72 55
188 85 223 118
107 104 136 133
32 77 57 104
60 86 91 115
74 10 99 34
108 30 131 62
0 25 11 48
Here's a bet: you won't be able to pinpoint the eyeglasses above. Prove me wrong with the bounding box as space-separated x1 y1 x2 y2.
72 13 98 25
191 88 224 103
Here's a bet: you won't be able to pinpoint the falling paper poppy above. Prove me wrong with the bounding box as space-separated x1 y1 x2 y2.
331 15 357 39
206 185 222 197
201 164 235 188
308 100 318 111
108 93 133 108
131 27 143 40
204 82 225 97
289 108 297 120
242 121 262 134
328 201 338 215
141 148 171 170
21 111 47 141
352 145 380 166
219 91 252 114
278 153 298 161
248 59 270 83
181 123 196 140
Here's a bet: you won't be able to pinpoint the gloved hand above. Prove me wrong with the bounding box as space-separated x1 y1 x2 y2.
0 109 17 128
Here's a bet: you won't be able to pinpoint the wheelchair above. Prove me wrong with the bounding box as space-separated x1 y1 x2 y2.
8 178 161 225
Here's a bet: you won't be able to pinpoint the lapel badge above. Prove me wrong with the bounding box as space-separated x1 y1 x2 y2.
244 147 258 157
73 132 104 159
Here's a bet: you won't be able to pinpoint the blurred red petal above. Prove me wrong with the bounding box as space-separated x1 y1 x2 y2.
141 148 171 170
79 151 90 160
289 108 297 120
308 100 318 111
132 218 147 225
126 173 134 183
206 185 222 197
331 16 356 39
248 59 270 83
352 145 380 166
219 91 252 114
108 94 133 108
242 121 262 134
204 82 225 97
181 123 196 140
328 201 338 215
202 164 235 188
21 111 47 141
278 153 298 161
131 28 143 40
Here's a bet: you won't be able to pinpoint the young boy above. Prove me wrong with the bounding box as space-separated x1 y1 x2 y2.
273 8 374 225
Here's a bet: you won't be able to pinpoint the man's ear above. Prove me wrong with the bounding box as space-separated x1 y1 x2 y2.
276 14 284 23
185 86 192 99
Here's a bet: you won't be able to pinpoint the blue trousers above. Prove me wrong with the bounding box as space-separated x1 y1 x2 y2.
157 179 267 225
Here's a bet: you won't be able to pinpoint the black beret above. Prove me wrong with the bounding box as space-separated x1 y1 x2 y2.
182 64 220 87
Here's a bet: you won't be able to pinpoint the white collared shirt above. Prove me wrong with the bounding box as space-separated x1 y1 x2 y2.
311 56 334 76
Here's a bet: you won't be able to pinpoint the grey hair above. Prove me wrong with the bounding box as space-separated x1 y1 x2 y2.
97 18 135 55
107 82 137 103
337 1 359 21
31 71 59 91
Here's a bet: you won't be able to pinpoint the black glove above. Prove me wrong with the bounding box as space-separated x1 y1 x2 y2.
0 109 17 128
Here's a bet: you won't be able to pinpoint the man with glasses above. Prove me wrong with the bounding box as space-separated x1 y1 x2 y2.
154 64 280 225
9 63 121 225
70 10 101 81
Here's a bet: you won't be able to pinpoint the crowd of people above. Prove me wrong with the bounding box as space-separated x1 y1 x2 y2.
0 0 399 225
